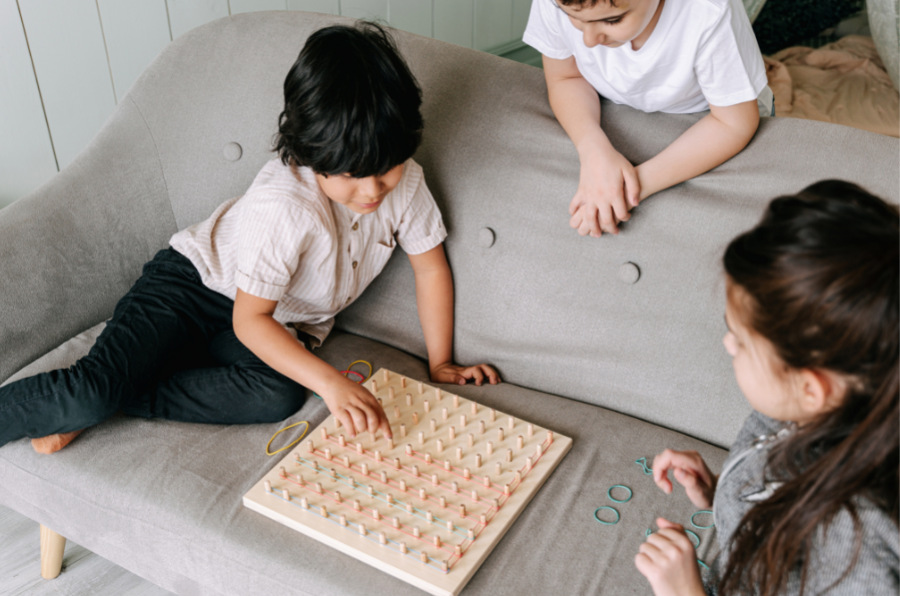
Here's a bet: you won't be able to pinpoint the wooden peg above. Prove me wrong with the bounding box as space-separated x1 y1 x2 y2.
338 435 346 447
424 452 432 464
335 491 343 503
506 449 513 463
325 447 332 460
460 414 467 427
418 431 425 445
431 474 439 486
387 437 394 450
486 441 493 456
503 484 511 495
498 428 505 442
483 475 490 488
343 455 350 467
379 532 388 545
392 516 400 529
424 399 430 413
400 423 407 438
386 492 393 503
319 505 328 518
394 457 401 470
413 465 420 477
329 468 337 479
536 443 543 457
475 454 482 468
434 388 441 401
452 481 459 494
307 440 315 453
547 430 554 443
380 471 388 483
440 496 447 509
279 466 287 478
335 417 341 429
374 510 381 521
479 514 487 524
401 376 407 388
426 511 434 523
478 420 486 435
412 412 419 425
444 460 451 471
449 426 456 440
508 417 515 431
453 394 460 408
313 481 323 494
321 428 328 440
430 419 437 433
433 535 441 548
492 498 499 509
442 560 449 572
446 519 453 531
388 386 395 400
358 523 367 537
442 407 448 421
353 500 361 512
489 409 496 422
467 528 475 540
340 514 348 527
470 402 477 415
413 526 421 538
468 433 475 448
356 442 364 455
471 490 479 502
406 444 413 456
399 479 407 492
419 488 427 500
420 551 428 564
456 447 463 461
383 369 390 382
526 456 534 469
495 462 502 475
436 439 443 453
370 380 378 393
463 468 471 480
516 436 524 450
459 504 467 517
367 485 375 496
264 480 272 493
514 471 521 484
418 381 424 395
527 423 534 438
361 463 369 476
406 393 412 406
282 488 290 501
394 405 401 419
370 431 377 443
301 497 309 509
407 502 414 513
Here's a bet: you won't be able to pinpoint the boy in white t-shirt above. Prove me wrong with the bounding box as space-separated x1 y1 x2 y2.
0 23 499 454
524 0 771 237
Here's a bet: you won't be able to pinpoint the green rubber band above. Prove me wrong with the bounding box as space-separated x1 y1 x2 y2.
607 485 633 503
645 528 653 537
593 506 620 525
691 510 715 529
634 457 653 475
685 529 701 548
697 559 709 571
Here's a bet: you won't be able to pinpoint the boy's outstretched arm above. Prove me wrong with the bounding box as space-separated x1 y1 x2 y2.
634 99 760 201
233 289 392 439
407 244 500 386
544 54 640 237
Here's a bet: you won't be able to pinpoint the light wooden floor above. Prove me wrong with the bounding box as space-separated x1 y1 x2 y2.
0 505 173 596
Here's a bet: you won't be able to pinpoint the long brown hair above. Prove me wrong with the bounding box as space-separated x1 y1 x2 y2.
720 180 899 596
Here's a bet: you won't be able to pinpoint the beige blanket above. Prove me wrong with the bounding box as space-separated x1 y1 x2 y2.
765 35 899 138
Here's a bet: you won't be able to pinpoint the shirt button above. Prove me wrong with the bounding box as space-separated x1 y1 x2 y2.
352 261 358 269
352 222 359 231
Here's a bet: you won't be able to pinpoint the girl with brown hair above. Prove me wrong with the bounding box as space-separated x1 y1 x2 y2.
635 180 899 595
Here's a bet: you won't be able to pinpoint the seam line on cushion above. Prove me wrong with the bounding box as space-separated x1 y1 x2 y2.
126 95 177 231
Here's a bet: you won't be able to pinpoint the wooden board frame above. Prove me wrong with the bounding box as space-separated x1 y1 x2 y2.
244 369 573 596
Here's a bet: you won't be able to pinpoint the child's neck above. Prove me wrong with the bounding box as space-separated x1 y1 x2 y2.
630 0 666 52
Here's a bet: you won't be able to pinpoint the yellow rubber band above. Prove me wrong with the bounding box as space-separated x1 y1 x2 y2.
266 420 310 456
347 360 373 382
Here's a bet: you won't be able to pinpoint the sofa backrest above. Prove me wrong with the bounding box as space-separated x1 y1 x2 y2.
3 12 897 446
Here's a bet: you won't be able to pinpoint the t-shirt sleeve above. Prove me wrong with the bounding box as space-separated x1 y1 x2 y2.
234 194 312 302
395 166 447 256
694 0 768 107
523 0 574 60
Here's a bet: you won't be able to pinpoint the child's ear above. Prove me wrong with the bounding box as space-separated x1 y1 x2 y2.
797 369 844 418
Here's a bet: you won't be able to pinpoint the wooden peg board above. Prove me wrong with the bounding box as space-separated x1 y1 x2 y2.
243 369 572 596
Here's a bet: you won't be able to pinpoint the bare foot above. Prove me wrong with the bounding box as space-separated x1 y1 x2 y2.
31 430 85 454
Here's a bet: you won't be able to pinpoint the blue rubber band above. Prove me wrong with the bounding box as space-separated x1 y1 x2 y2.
645 528 653 537
607 485 633 503
697 559 709 571
685 529 701 548
691 510 715 529
593 506 619 525
634 457 653 475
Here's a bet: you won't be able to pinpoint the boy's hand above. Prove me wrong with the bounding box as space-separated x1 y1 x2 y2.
430 363 501 386
652 449 716 509
635 518 706 596
320 375 392 439
569 144 640 237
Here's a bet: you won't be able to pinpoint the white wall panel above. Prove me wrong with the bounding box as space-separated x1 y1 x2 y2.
0 0 57 207
18 0 116 170
287 0 338 14
97 0 172 102
389 0 432 37
474 0 513 50
434 0 473 48
341 0 388 20
231 0 287 13
166 0 229 38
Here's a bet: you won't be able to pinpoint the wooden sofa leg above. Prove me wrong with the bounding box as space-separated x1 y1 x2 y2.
40 524 66 579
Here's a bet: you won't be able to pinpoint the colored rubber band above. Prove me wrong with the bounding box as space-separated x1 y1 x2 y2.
339 370 365 382
266 420 310 456
347 360 373 382
593 506 620 525
645 528 653 537
607 485 633 503
697 559 709 571
691 510 715 529
635 457 653 475
314 363 369 400
685 529 701 548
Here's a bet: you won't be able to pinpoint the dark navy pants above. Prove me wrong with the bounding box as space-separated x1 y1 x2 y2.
0 248 306 447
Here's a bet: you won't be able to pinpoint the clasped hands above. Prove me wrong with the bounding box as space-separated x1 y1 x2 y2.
569 144 643 237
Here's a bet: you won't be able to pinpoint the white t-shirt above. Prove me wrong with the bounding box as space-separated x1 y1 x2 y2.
523 0 767 114
169 158 446 346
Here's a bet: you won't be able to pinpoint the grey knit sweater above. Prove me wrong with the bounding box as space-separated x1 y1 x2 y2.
706 411 899 595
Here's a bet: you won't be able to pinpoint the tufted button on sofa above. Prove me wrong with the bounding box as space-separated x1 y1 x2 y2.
0 11 896 596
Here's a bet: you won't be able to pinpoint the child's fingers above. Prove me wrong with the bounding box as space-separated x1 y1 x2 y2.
467 367 485 386
656 517 683 532
335 410 355 437
347 405 369 437
599 204 619 235
569 195 584 216
673 467 700 492
482 365 501 384
624 167 641 208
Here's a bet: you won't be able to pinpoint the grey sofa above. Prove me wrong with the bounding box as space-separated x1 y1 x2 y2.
1 11 896 596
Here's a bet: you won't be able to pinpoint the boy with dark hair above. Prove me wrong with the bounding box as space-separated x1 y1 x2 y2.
0 22 498 454
524 0 771 237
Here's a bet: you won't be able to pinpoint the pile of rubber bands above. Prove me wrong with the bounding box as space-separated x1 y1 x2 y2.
265 360 374 456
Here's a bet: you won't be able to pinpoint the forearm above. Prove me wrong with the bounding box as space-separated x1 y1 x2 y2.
547 74 613 156
414 262 454 372
636 110 757 200
234 315 342 396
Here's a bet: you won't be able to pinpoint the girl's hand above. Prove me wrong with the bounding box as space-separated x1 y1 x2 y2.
635 518 706 596
652 449 717 509
568 144 640 237
320 375 392 439
430 363 501 386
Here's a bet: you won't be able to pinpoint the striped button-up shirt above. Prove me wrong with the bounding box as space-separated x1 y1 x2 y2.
170 158 446 346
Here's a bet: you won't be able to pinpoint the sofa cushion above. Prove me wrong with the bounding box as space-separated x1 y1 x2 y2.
0 327 726 596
